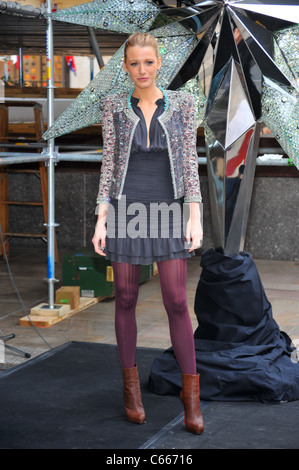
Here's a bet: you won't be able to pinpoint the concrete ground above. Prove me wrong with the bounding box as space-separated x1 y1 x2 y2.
0 247 299 371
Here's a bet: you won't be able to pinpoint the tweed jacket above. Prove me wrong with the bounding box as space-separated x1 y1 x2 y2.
96 89 202 204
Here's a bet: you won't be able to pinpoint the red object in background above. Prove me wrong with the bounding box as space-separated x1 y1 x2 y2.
226 129 254 177
65 56 76 74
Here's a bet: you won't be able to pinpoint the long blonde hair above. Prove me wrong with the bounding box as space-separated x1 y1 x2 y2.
124 33 160 62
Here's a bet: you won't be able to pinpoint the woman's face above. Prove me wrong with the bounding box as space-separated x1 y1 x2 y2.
123 45 161 91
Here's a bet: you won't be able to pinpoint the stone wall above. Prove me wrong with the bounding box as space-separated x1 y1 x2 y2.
7 168 298 261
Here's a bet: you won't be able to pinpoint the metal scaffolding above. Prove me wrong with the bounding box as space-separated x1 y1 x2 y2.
0 0 104 309
45 0 56 308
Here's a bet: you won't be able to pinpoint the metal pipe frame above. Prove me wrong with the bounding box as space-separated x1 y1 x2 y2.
0 152 289 166
87 27 105 68
0 154 50 164
0 0 44 18
0 152 290 166
45 0 57 308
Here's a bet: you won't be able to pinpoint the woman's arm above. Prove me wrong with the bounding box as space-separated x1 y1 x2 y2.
181 94 202 204
96 96 116 204
181 95 203 251
93 95 116 255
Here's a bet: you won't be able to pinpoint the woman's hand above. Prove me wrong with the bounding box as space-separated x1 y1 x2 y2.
185 202 203 252
92 204 108 256
92 222 107 256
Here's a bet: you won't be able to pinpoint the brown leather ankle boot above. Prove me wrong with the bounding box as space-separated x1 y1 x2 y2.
122 364 146 424
180 373 204 434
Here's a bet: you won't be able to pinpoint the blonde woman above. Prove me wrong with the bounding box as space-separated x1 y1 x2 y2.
92 33 204 434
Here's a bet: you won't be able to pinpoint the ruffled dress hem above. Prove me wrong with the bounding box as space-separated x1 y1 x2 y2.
104 249 194 266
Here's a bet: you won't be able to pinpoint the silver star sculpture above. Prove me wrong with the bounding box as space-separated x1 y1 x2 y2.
43 0 298 163
43 0 299 254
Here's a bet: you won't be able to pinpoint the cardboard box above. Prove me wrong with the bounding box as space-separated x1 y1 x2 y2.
55 286 80 310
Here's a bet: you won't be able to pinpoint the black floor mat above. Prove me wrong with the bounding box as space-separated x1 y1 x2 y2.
156 399 299 449
0 342 183 449
0 341 298 449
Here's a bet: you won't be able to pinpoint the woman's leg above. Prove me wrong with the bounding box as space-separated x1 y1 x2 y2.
157 257 204 434
112 261 145 424
112 261 140 368
157 258 196 375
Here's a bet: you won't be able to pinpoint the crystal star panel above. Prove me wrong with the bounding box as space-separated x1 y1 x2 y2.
179 76 207 126
49 0 160 34
261 26 299 169
261 78 299 169
273 26 299 85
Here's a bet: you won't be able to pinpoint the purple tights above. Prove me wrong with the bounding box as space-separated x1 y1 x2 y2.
112 258 196 375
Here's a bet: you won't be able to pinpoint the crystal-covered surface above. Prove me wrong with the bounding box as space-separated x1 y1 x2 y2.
262 78 299 170
179 76 207 126
261 26 299 170
273 26 299 84
48 0 160 34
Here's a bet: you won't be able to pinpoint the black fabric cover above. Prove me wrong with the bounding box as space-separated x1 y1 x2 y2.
148 249 299 402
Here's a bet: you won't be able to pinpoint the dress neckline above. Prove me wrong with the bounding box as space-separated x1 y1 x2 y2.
131 96 165 106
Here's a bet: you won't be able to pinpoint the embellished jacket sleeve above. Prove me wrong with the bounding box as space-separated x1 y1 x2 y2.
96 96 116 204
181 94 202 203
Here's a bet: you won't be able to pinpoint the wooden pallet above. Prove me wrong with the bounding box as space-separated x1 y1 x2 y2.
19 296 106 328
19 264 157 328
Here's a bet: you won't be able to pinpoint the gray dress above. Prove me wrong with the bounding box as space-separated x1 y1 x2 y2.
104 96 194 265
